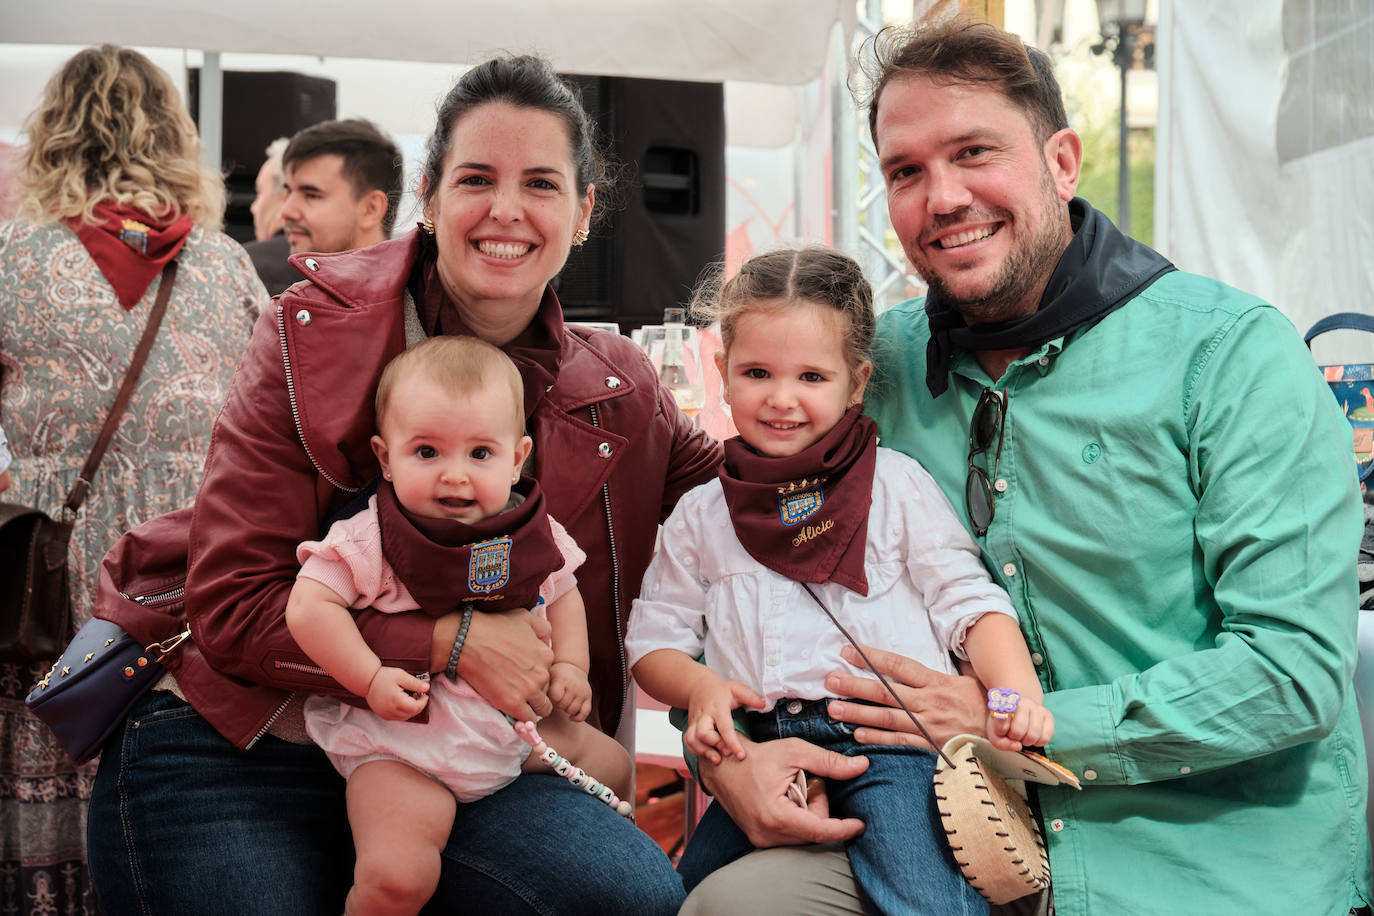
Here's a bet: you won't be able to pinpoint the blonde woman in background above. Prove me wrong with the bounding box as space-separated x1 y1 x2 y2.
0 45 262 915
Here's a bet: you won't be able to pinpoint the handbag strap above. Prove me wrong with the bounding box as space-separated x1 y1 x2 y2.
1304 312 1374 347
61 260 179 520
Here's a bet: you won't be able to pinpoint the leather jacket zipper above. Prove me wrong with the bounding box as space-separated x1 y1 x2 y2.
275 304 360 493
247 695 294 749
275 658 330 677
587 402 629 725
119 586 185 606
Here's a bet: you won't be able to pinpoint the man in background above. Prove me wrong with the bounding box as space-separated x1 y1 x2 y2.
243 136 294 295
279 118 401 257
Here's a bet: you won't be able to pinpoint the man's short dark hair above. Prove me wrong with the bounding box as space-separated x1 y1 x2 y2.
283 118 403 234
861 18 1069 152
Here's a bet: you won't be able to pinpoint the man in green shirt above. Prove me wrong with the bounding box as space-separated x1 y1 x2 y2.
682 18 1371 916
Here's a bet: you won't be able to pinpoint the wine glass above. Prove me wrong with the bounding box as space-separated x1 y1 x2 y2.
643 324 707 424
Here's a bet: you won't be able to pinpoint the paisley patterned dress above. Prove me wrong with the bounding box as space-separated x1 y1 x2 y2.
0 219 264 915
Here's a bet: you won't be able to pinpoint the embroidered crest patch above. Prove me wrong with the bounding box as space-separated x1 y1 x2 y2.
118 218 150 254
469 537 512 593
777 483 825 527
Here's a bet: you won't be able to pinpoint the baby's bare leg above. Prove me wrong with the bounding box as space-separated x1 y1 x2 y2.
345 760 456 916
521 708 634 799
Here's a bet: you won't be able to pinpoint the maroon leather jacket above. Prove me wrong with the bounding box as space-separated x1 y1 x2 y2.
96 233 721 748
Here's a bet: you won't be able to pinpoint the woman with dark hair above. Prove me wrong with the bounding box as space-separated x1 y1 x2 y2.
86 54 719 913
0 45 262 915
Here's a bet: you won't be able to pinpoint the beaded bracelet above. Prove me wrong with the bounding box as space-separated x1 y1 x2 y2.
444 604 474 680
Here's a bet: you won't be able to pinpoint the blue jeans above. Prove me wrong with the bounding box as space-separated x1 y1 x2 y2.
677 699 987 916
88 691 683 915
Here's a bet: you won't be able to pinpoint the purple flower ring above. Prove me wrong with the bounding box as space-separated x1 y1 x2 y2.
986 687 1021 720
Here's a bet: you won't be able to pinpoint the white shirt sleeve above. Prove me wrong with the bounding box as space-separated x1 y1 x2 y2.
885 450 1017 659
624 488 712 670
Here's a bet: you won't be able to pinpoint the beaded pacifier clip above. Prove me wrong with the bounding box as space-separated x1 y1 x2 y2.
513 720 634 819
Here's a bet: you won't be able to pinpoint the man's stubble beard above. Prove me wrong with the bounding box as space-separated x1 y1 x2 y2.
921 169 1068 327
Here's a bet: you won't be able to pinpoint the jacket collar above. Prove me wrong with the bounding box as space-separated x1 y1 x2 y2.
279 231 639 490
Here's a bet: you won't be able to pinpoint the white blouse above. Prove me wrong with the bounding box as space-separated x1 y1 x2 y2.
625 447 1017 711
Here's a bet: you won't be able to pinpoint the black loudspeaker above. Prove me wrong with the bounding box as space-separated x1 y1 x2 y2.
188 70 337 243
557 76 725 332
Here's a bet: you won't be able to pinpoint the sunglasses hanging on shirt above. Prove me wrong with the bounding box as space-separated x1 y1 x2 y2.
965 388 1007 537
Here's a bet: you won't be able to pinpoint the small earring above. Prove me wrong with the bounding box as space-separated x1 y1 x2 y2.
421 214 435 234
572 226 589 246
383 471 392 481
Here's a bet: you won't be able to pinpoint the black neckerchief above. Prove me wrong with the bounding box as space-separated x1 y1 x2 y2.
925 198 1175 396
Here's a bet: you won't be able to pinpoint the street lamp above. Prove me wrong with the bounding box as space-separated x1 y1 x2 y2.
1092 0 1149 234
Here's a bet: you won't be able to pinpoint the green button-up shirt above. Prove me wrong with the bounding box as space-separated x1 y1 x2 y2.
869 270 1371 916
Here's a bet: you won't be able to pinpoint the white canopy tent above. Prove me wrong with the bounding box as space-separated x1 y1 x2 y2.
0 0 854 85
0 0 855 166
1 1 856 267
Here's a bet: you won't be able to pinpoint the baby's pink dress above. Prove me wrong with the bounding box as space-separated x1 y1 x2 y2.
296 494 584 801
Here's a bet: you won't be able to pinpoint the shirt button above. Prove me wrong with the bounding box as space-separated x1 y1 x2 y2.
994 478 1008 493
766 654 780 667
1050 818 1064 832
597 442 613 458
605 376 622 389
1179 765 1191 775
304 257 320 271
1030 653 1044 666
294 309 312 326
1083 769 1097 781
1038 356 1049 367
1003 563 1016 577
786 699 804 714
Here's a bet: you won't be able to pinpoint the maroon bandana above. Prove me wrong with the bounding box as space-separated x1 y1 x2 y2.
67 202 192 310
376 476 565 614
409 231 564 418
718 406 878 596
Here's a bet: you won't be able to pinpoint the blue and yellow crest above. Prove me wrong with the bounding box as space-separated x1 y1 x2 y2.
469 537 512 593
777 477 825 527
118 218 150 254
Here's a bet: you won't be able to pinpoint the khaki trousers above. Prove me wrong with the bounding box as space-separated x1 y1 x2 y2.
677 844 1051 915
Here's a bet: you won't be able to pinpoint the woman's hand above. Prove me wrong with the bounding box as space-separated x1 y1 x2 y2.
442 608 555 722
697 734 869 848
824 644 988 750
365 666 430 721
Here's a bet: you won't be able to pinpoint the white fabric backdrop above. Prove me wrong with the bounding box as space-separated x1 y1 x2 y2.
1156 0 1374 364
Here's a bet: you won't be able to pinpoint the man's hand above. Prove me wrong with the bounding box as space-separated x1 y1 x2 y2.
686 674 766 764
697 734 869 848
365 666 430 721
824 644 987 749
450 608 555 722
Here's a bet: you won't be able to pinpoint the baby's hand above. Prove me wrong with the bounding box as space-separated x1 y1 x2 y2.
686 674 766 765
365 666 430 721
548 661 592 722
986 691 1054 752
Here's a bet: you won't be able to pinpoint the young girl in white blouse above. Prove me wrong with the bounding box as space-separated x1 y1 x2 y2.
625 246 1052 916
